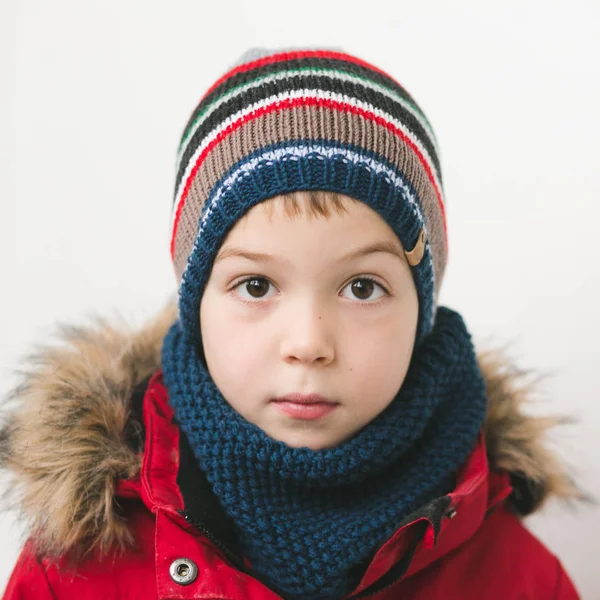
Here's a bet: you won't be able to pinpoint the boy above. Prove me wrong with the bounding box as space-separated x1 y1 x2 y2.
1 47 580 598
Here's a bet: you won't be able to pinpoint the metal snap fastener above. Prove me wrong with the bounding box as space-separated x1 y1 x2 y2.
445 506 457 519
169 558 198 585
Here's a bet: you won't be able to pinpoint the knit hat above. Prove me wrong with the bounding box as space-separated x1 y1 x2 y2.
170 47 447 345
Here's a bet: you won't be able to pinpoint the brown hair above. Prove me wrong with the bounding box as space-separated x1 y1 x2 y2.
259 190 361 221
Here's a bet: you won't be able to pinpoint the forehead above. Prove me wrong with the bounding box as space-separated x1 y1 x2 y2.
231 191 398 234
215 193 407 268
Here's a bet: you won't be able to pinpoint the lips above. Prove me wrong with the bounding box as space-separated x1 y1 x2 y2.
272 393 340 420
273 393 337 405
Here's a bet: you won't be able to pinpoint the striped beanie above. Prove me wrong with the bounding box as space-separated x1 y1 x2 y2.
170 47 447 345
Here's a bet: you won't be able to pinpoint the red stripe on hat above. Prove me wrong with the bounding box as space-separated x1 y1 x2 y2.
202 50 405 103
171 96 447 260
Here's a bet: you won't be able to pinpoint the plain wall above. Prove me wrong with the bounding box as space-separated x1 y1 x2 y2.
1 0 599 597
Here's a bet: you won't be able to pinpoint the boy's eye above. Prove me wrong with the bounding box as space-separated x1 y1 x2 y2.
234 277 276 301
341 278 387 302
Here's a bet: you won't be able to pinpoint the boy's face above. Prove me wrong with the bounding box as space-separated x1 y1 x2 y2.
199 195 418 451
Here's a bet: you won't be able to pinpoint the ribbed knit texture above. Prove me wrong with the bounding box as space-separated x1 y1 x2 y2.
170 48 448 345
161 306 487 600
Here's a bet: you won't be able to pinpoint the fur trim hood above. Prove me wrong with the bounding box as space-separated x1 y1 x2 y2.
0 302 581 561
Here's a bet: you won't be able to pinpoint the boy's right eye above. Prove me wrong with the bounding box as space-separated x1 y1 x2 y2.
232 277 277 302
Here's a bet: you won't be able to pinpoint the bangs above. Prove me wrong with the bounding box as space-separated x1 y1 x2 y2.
259 190 360 220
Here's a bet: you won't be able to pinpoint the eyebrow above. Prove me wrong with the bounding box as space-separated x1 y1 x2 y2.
214 240 405 266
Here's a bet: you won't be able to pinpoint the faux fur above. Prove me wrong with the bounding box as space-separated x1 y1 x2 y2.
0 302 581 562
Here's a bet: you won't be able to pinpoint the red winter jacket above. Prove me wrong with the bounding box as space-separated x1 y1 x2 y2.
0 306 581 599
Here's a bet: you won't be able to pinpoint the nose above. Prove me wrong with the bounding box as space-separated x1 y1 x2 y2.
279 299 335 366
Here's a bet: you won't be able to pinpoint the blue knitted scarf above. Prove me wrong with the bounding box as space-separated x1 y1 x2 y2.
161 307 487 600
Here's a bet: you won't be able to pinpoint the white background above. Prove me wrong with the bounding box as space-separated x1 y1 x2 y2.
1 0 599 597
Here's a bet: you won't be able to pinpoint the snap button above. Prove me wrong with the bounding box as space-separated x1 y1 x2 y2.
445 506 457 519
169 558 198 585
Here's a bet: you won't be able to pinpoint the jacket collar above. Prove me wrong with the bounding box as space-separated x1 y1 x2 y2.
132 370 512 597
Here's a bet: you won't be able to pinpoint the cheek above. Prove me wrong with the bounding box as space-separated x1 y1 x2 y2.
200 296 266 390
346 315 416 406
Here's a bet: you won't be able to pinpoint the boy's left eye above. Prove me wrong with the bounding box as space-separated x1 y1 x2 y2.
340 278 388 302
231 276 388 303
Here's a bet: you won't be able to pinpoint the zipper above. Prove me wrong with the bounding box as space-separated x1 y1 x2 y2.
345 525 424 599
179 510 293 600
180 511 244 570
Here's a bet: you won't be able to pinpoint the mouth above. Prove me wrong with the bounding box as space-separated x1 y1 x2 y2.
271 393 340 420
273 393 337 405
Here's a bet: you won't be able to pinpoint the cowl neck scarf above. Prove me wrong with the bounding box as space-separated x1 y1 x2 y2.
161 306 487 600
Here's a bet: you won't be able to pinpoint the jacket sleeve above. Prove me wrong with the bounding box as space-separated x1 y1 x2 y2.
554 558 580 600
2 542 56 600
